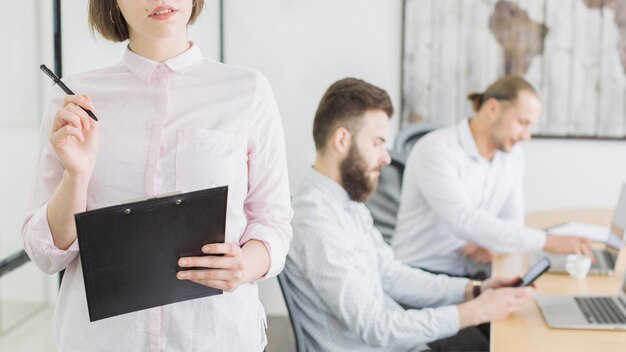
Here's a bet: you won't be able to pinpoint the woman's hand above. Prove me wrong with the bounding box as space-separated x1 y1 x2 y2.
177 240 270 292
46 95 99 250
51 95 99 177
177 243 246 292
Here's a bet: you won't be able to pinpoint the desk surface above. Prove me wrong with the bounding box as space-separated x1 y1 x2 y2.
491 208 626 352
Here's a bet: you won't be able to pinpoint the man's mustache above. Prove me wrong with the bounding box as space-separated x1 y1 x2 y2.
371 165 384 173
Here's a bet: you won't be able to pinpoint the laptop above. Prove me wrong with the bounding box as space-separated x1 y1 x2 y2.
536 273 626 330
534 183 626 276
542 234 621 276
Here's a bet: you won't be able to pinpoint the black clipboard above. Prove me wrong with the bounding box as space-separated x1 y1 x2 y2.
74 186 228 322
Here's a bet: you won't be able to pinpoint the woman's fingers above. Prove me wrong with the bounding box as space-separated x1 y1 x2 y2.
177 268 242 282
53 95 99 141
65 103 92 132
58 95 97 131
52 124 85 143
178 255 241 270
54 107 83 131
177 243 246 292
63 95 96 115
201 243 242 257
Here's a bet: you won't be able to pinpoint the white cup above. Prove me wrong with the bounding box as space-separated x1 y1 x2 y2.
565 254 592 280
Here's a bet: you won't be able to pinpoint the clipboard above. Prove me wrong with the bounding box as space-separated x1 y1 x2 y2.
74 186 228 322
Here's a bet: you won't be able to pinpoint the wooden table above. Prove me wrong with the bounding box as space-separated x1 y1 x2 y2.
491 209 626 352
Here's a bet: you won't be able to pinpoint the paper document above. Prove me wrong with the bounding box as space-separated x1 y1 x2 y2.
546 222 610 243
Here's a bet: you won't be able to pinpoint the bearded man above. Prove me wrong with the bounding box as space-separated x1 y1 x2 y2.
282 78 534 351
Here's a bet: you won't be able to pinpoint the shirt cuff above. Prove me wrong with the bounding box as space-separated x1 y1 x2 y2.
431 305 461 339
240 223 289 281
452 277 471 304
22 203 79 274
521 227 547 252
27 202 79 252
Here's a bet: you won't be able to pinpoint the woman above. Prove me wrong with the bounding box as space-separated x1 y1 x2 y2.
22 1 292 350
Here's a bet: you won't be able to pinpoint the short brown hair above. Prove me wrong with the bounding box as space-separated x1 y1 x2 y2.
313 78 393 151
88 0 205 42
467 75 538 112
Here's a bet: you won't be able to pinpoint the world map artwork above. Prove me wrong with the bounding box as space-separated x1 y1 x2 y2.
403 0 626 138
489 1 548 76
490 0 626 76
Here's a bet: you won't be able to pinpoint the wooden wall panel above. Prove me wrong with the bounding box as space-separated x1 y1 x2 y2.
403 0 626 138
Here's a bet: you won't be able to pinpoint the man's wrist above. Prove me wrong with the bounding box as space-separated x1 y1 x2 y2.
464 280 483 301
471 280 482 298
543 234 554 251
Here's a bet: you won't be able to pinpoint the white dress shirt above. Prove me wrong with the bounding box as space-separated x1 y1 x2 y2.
285 169 468 351
22 45 292 352
392 119 546 276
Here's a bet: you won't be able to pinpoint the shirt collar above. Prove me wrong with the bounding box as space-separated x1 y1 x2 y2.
123 42 203 83
304 167 352 207
458 118 505 164
457 118 482 160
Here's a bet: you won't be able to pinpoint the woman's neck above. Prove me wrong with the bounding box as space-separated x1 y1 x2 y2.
128 33 190 62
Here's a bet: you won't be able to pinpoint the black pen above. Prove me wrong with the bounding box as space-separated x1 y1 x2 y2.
39 64 99 121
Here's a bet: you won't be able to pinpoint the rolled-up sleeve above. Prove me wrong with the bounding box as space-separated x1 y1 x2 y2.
240 72 293 279
21 96 79 274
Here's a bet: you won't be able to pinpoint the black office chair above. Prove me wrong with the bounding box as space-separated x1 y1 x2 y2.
277 271 308 352
366 149 405 244
366 122 441 244
393 122 443 158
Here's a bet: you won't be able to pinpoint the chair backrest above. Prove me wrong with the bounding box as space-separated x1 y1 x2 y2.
365 150 405 244
366 123 441 244
393 122 443 161
277 271 308 352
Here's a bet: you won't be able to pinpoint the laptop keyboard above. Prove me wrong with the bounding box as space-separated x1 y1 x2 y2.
575 297 626 325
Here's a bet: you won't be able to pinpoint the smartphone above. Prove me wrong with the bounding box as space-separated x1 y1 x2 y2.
512 257 551 287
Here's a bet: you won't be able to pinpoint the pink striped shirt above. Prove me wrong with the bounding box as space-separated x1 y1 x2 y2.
22 45 292 351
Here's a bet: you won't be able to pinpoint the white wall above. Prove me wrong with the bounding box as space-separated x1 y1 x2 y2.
4 1 625 318
523 139 626 212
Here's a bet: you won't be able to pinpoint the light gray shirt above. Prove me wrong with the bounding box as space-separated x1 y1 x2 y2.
284 169 468 352
392 119 546 276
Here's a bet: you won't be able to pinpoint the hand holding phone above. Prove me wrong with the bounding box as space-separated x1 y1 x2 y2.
512 257 551 287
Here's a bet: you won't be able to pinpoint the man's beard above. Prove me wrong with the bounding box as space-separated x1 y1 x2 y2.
492 113 511 152
339 144 381 202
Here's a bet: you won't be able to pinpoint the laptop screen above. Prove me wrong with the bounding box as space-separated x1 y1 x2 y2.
611 183 626 240
607 232 623 251
623 270 626 295
609 183 626 252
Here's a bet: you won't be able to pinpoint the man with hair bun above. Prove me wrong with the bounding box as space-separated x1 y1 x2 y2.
393 75 591 278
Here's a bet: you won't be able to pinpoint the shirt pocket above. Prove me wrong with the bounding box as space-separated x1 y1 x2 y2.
175 129 247 192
